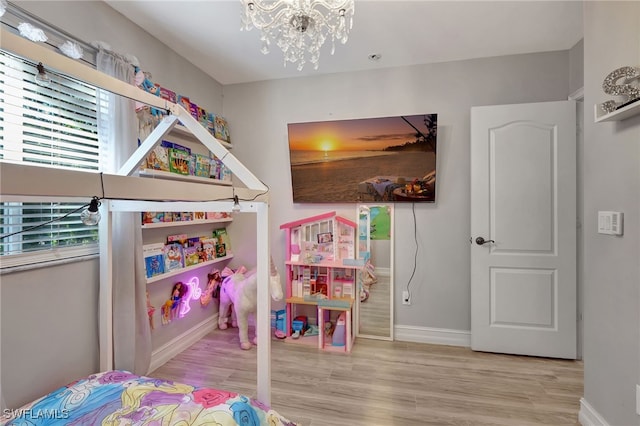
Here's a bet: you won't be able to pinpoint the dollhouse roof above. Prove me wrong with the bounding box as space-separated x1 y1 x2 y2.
279 211 356 230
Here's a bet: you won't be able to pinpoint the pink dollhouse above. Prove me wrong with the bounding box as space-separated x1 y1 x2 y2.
280 211 359 353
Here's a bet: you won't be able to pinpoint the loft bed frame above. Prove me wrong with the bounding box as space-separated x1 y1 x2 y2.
0 29 273 404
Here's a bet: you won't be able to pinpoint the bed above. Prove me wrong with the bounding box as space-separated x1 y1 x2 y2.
1 370 297 425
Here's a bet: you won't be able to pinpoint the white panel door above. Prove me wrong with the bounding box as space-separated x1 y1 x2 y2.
470 100 576 359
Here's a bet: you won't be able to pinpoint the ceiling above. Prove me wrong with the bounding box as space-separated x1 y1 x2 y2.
104 1 583 86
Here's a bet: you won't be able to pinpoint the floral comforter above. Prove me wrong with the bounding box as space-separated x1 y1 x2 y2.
2 370 297 425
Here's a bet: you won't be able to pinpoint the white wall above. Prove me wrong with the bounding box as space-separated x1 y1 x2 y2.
223 51 572 333
582 3 640 425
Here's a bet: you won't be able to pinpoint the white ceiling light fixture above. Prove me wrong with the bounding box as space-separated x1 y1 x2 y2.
241 0 354 71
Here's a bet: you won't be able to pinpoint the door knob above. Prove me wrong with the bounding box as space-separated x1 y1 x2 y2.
475 237 495 246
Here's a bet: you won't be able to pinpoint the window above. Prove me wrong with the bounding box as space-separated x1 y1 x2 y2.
0 51 101 267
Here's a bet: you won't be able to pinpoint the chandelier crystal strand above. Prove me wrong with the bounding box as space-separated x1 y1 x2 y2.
241 0 354 71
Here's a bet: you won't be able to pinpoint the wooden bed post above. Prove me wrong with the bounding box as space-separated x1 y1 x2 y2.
99 201 114 371
256 201 271 405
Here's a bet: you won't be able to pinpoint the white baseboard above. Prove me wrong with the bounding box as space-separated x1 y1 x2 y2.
148 315 218 374
394 324 471 347
578 398 610 426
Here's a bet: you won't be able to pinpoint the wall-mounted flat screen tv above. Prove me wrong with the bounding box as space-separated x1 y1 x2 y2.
287 113 437 203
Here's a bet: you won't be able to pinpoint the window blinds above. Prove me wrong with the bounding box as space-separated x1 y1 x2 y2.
0 51 101 263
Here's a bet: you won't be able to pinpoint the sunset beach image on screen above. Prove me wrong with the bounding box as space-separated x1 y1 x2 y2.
287 114 437 203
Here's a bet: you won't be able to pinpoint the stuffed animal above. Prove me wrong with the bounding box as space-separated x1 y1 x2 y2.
133 66 163 117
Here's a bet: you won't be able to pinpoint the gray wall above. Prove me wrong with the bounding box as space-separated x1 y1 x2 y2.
2 0 226 409
1 260 99 408
223 51 572 332
583 3 640 425
569 38 585 96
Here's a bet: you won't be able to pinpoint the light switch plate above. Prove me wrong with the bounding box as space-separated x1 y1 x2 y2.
598 211 623 235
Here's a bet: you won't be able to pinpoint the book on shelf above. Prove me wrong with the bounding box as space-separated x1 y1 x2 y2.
186 236 202 247
143 243 165 278
177 95 191 116
206 211 225 220
213 114 231 143
213 228 231 251
194 212 206 220
197 106 208 128
200 237 217 261
168 148 191 175
163 243 184 272
189 153 196 176
206 112 216 136
188 102 199 121
167 233 188 247
161 140 191 154
220 164 233 182
209 156 221 180
142 211 164 224
145 145 169 172
215 243 226 258
194 154 210 178
184 243 202 267
157 85 176 104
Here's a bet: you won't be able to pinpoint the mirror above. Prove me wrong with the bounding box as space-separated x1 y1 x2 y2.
355 204 394 340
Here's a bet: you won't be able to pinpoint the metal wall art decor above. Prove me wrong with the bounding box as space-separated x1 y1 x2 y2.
600 66 640 113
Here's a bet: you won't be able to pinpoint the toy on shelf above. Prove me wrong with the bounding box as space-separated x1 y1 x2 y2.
161 281 186 325
146 291 156 330
201 269 222 307
217 259 283 350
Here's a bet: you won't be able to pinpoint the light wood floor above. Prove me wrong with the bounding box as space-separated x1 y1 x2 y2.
359 274 391 337
151 328 583 426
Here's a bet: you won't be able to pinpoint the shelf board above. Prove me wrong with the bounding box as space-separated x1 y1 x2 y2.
285 297 318 306
172 123 232 149
285 297 353 308
142 218 232 229
146 254 233 284
285 260 361 269
283 334 318 347
282 329 351 353
139 168 232 186
594 99 640 122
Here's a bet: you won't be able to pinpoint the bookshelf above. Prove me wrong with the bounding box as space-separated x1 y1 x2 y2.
146 254 233 284
139 169 232 186
142 217 232 229
172 123 232 149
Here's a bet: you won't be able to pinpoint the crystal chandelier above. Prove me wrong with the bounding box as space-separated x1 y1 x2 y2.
241 0 355 71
